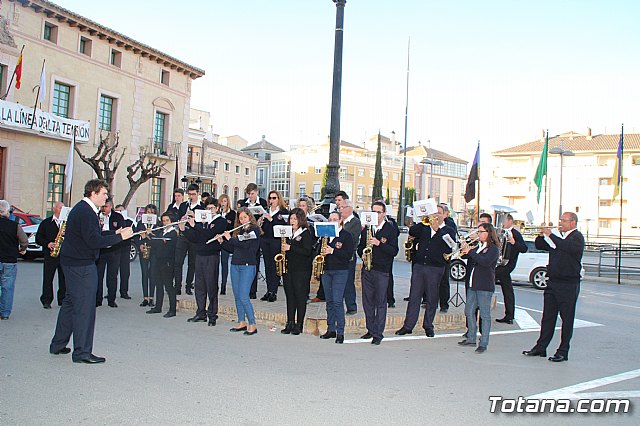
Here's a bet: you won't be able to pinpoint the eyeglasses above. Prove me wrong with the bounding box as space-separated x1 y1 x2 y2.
477 230 488 233
269 196 278 200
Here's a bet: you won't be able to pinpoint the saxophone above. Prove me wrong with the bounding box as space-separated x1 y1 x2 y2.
274 231 288 277
362 225 373 271
312 237 328 280
50 221 66 258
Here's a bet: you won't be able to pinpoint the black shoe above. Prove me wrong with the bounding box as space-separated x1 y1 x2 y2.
462 332 468 338
388 303 395 308
208 319 217 326
425 328 435 337
185 286 193 296
320 331 337 339
244 329 258 335
440 307 448 313
522 348 547 357
360 332 372 339
175 287 182 295
549 354 568 362
140 300 149 307
108 301 118 308
475 346 487 354
146 309 161 314
260 292 270 301
148 300 154 307
187 315 207 322
496 317 514 324
50 347 71 355
403 296 410 301
346 310 357 315
371 337 382 345
250 293 257 299
458 339 476 346
96 302 102 307
267 293 277 302
73 354 106 364
220 290 226 295
163 312 176 318
120 294 131 300
281 321 293 334
230 326 247 332
291 324 301 335
335 334 344 344
395 328 412 336
42 303 52 309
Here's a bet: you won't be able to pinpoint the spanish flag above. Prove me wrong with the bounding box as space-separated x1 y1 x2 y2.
14 52 23 89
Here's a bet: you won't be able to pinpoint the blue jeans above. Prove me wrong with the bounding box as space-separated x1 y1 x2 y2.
343 257 357 312
465 289 493 348
230 264 256 325
0 262 17 318
322 269 349 334
220 250 231 292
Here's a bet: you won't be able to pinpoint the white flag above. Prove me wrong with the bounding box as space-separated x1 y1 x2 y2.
38 61 46 103
65 128 74 194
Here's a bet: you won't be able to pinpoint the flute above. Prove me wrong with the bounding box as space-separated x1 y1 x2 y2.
205 223 249 244
132 219 189 237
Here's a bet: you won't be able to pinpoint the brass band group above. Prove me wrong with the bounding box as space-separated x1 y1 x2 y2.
5 178 584 364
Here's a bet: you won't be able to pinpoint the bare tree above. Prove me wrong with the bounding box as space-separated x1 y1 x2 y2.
120 148 167 208
75 131 126 194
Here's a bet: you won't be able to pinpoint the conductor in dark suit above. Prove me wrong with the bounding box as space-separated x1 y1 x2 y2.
96 199 125 307
35 201 66 308
523 212 585 363
49 179 133 364
495 214 528 324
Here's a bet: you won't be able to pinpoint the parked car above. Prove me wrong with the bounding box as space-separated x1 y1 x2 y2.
13 213 43 227
449 240 551 290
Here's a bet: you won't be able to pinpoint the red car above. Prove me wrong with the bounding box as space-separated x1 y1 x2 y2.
12 212 43 227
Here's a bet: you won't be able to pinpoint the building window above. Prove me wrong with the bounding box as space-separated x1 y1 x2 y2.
110 49 122 68
369 170 374 178
234 187 239 204
79 37 92 56
161 69 170 86
245 167 249 176
340 168 347 179
299 183 306 198
223 185 229 195
47 163 65 217
265 153 271 161
43 22 58 43
153 111 167 153
357 186 364 203
52 82 72 118
599 199 612 207
235 165 240 174
315 167 322 174
599 178 611 186
257 168 265 185
212 183 217 197
224 163 230 172
98 95 114 131
447 179 454 197
313 184 321 200
358 168 364 177
599 220 610 229
151 177 163 211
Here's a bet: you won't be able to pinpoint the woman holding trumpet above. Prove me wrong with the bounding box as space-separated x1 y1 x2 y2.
458 222 500 354
219 208 262 335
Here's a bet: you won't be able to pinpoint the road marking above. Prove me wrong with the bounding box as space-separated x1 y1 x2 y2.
597 300 640 310
501 302 603 328
514 308 540 330
529 368 640 400
344 327 556 344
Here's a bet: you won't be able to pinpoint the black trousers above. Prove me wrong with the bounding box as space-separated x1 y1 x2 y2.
261 239 281 294
50 264 98 362
362 269 389 339
403 263 444 331
534 279 580 357
439 262 451 309
195 254 220 320
387 261 395 304
41 256 66 306
118 244 131 296
97 251 119 304
495 265 515 320
174 237 196 289
154 259 176 313
138 254 154 298
250 249 261 297
283 268 312 325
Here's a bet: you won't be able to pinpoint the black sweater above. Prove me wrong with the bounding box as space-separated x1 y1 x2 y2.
357 223 399 273
261 208 290 239
183 216 227 256
59 200 124 266
464 244 500 292
535 230 585 282
148 228 177 260
324 229 354 270
221 210 237 231
221 225 261 265
409 223 455 267
285 228 315 271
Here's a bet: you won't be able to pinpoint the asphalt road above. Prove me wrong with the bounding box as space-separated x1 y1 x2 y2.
1 260 639 425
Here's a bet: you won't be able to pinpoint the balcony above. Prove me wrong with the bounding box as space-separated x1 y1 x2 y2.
143 137 180 159
187 164 217 177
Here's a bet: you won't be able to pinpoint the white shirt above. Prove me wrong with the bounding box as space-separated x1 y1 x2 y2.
163 227 175 236
53 215 62 228
83 197 99 214
372 219 385 235
344 214 355 224
292 227 306 239
543 227 575 249
269 206 279 216
329 226 343 243
100 213 110 231
188 201 200 210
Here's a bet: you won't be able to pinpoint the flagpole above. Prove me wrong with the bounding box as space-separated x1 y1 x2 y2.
476 141 480 224
30 59 46 129
543 130 549 224
617 124 624 285
2 45 25 100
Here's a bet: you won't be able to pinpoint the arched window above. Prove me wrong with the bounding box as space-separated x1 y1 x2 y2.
223 185 229 195
233 187 239 205
212 183 217 197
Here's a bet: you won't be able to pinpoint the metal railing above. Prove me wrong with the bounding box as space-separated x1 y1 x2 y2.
144 137 180 159
187 164 216 177
589 246 640 277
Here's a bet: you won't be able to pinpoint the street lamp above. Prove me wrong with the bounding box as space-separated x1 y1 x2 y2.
421 157 443 200
550 145 574 220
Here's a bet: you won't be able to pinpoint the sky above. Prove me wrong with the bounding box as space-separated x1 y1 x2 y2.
54 0 640 165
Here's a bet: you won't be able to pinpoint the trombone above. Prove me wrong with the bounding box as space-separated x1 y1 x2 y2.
443 235 480 261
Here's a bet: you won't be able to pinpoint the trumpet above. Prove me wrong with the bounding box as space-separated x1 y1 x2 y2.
443 236 480 261
205 223 249 244
421 215 438 226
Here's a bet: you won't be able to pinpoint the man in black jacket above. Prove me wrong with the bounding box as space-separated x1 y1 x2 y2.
357 202 399 345
177 184 203 295
114 204 133 300
35 201 66 308
240 183 268 298
495 214 527 324
523 212 585 363
49 179 133 364
97 199 125 308
166 188 188 295
439 204 457 313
